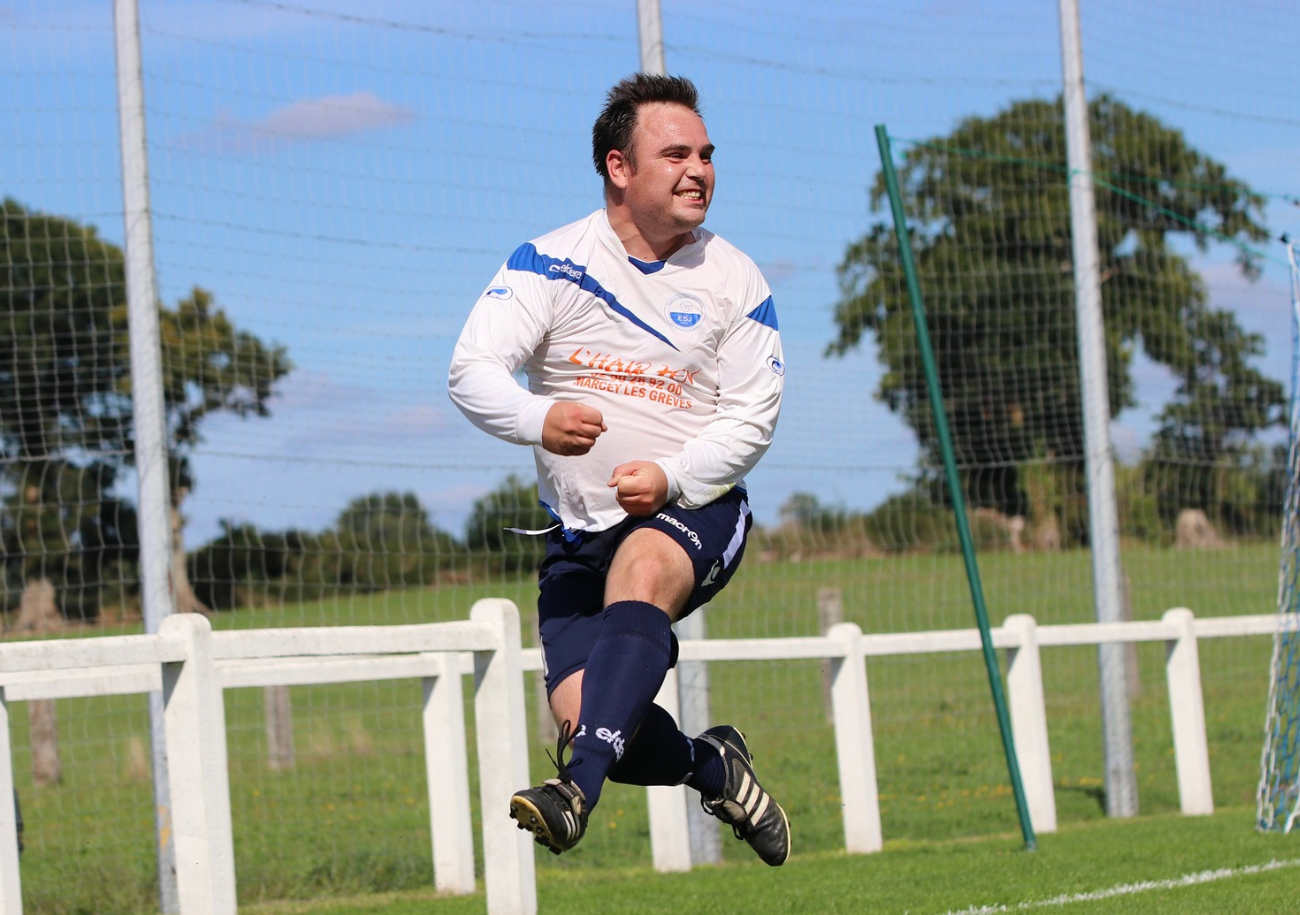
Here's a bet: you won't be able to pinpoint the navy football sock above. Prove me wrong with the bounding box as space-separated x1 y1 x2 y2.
603 702 727 798
685 736 727 799
567 601 673 810
607 703 695 786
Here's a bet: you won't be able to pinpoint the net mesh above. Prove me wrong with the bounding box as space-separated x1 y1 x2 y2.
0 1 1294 910
1257 240 1300 832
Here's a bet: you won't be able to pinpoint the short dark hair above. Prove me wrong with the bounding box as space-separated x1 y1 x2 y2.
592 74 701 181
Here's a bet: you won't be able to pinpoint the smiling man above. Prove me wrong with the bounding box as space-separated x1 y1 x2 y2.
447 74 789 865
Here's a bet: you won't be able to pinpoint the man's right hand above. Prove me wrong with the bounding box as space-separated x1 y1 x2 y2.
541 401 606 455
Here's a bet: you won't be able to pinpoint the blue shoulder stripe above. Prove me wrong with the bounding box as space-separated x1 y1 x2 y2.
746 295 778 331
507 243 676 350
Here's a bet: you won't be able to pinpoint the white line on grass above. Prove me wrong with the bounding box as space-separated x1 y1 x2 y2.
937 858 1300 914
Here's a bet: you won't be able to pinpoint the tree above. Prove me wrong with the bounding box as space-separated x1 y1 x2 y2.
779 491 848 534
1 198 291 619
186 520 301 611
827 96 1283 531
1145 313 1286 535
465 474 553 574
334 491 458 590
0 462 138 621
185 493 462 611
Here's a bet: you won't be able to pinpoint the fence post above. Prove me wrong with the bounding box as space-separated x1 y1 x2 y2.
263 685 295 771
673 610 719 864
1163 608 1214 815
470 599 536 915
531 615 557 747
827 622 882 853
647 667 692 872
160 613 236 915
819 588 844 723
0 688 21 915
422 653 475 894
1003 614 1057 833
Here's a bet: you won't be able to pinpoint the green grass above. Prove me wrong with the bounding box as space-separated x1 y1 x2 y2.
4 542 1288 914
242 808 1297 915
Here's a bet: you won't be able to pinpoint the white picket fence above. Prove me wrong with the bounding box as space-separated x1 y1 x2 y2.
641 608 1279 869
0 603 1281 915
0 599 536 915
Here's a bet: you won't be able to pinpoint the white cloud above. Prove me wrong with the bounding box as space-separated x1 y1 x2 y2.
255 92 415 139
181 92 416 154
273 398 452 461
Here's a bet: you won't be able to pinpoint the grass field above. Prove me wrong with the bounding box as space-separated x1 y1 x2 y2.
3 542 1286 914
244 809 1296 915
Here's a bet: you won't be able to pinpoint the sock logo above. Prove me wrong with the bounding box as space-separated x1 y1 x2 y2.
596 727 626 759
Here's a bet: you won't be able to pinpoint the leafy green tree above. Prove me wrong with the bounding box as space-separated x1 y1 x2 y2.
779 492 827 528
0 462 139 619
187 493 462 611
465 474 553 575
1144 439 1286 538
1 198 291 618
188 523 352 610
1145 325 1286 536
334 491 458 591
187 520 308 611
778 491 852 535
828 97 1282 530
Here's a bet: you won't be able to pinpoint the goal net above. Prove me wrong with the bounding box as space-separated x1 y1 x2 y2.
1258 239 1300 833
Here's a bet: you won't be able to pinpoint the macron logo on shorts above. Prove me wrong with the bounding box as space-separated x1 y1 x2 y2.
656 512 703 550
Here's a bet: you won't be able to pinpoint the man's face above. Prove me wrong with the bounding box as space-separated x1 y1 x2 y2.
613 102 715 240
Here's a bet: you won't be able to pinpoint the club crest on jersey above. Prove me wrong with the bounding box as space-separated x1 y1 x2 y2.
484 285 513 301
665 293 704 330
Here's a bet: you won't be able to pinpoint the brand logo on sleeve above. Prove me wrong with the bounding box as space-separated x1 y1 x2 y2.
665 293 704 330
767 356 785 376
548 262 585 280
484 286 513 300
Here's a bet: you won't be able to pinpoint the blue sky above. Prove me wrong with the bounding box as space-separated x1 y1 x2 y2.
3 0 1296 545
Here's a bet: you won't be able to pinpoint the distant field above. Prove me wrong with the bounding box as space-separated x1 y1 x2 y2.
4 542 1282 914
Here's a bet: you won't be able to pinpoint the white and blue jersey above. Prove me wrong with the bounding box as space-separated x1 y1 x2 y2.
448 209 784 534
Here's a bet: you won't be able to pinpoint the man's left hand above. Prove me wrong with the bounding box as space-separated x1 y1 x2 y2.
608 461 669 516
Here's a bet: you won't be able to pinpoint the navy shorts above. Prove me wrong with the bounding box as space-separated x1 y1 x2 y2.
536 488 753 695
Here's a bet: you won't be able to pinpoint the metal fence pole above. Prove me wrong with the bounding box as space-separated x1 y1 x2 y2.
1057 0 1138 818
114 0 180 908
637 0 721 865
637 0 666 76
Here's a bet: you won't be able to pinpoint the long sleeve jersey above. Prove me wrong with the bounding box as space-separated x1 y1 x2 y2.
448 209 784 534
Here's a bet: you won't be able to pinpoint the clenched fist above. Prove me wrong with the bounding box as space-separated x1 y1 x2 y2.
542 401 606 456
608 461 669 517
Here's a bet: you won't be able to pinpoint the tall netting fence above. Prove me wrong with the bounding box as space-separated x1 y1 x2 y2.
1257 241 1300 832
1 1 1294 912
